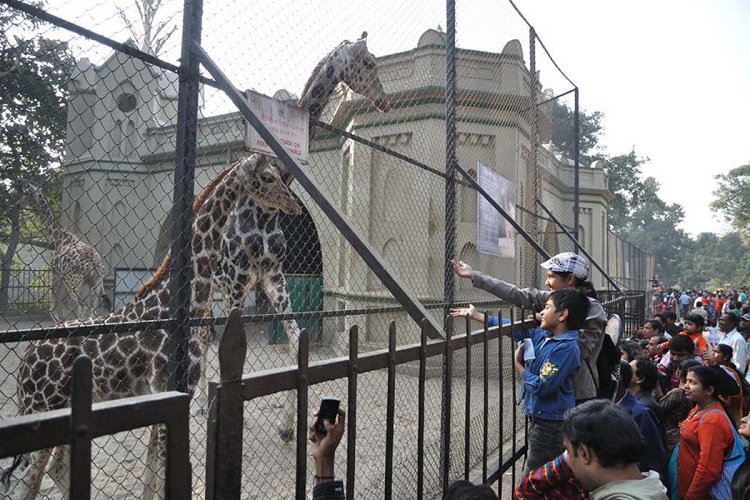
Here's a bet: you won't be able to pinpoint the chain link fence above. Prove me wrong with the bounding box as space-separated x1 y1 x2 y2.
0 0 651 498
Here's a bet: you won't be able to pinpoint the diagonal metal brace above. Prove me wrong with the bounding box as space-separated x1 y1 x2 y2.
190 42 444 339
536 199 622 293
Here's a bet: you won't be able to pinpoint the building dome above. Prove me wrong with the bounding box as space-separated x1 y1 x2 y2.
417 28 447 48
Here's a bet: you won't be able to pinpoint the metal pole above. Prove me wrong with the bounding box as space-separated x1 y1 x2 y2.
574 88 580 252
168 0 203 392
442 0 457 490
529 27 540 287
444 0 458 318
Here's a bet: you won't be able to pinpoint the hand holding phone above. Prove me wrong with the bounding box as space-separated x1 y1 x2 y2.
314 396 341 435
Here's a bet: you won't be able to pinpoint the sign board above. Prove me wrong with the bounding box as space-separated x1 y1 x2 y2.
244 90 309 163
476 161 516 258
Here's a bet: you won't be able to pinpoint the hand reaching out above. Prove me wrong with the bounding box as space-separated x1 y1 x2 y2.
451 259 476 281
449 304 477 319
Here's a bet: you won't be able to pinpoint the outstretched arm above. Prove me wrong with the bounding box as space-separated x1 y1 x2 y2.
451 258 547 310
448 304 500 326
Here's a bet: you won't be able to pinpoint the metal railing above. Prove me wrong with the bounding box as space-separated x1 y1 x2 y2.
0 356 191 499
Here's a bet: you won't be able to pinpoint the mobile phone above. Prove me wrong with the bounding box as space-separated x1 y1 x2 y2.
314 396 341 435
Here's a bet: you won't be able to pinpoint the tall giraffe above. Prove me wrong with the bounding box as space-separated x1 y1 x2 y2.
211 32 390 440
2 155 301 500
20 181 105 320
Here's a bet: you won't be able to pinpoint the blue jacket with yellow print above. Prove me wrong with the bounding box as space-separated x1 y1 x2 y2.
520 328 580 421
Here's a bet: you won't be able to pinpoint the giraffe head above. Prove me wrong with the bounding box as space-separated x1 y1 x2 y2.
239 154 302 215
18 179 40 195
17 180 45 206
336 32 390 112
301 32 391 115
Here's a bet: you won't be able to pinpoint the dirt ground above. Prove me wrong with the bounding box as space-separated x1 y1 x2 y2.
0 316 525 499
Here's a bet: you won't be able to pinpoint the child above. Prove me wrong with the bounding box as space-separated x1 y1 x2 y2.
655 313 709 364
657 334 697 394
514 288 587 475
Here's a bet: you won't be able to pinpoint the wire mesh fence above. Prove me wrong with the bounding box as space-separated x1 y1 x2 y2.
0 0 651 498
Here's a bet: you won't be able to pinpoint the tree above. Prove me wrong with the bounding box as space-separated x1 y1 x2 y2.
595 149 649 234
618 177 692 285
542 89 604 164
0 3 75 311
711 163 750 239
117 0 178 56
673 232 747 289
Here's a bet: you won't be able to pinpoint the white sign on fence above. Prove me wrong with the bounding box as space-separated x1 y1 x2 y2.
244 90 309 163
476 161 516 258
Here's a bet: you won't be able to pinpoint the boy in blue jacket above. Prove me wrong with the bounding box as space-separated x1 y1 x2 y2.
515 288 587 476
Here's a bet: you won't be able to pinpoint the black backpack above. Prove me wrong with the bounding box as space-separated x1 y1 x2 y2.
595 332 620 400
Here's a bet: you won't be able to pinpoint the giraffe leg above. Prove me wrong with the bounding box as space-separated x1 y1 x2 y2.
49 271 64 322
196 325 212 417
47 445 71 499
261 271 301 443
63 275 86 319
141 424 167 500
14 448 53 500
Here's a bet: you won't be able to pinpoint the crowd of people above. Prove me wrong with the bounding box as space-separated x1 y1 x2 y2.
307 254 750 499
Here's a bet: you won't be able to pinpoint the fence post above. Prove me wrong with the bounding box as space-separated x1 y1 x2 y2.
70 355 92 500
443 0 458 321
205 308 246 499
295 329 310 500
529 27 540 287
441 317 453 492
167 0 203 393
346 325 359 499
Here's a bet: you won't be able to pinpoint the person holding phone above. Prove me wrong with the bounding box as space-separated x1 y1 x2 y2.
309 403 346 499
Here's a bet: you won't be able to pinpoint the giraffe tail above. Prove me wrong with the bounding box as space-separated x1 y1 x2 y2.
0 454 24 491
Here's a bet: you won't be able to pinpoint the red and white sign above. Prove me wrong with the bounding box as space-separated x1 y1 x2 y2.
244 90 309 164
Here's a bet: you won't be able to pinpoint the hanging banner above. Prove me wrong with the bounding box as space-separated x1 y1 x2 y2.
477 161 516 258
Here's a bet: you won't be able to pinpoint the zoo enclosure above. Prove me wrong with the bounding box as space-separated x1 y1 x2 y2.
0 0 650 498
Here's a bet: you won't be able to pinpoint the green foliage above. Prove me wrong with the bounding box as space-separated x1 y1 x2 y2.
732 251 750 290
593 149 650 233
673 232 746 289
0 3 73 246
711 163 750 240
616 177 692 285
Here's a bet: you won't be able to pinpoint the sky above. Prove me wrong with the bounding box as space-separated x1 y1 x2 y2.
513 0 750 236
41 0 750 237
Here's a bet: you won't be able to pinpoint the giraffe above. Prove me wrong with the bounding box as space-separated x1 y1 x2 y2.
2 155 301 500
20 181 105 320
210 32 391 440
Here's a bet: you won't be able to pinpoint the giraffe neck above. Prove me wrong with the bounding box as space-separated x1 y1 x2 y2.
30 192 68 251
189 164 245 316
298 49 347 124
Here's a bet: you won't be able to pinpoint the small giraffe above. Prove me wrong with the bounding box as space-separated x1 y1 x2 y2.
211 32 391 441
20 181 105 320
2 155 300 500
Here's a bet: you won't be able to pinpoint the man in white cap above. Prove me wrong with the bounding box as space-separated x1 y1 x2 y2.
450 252 607 404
